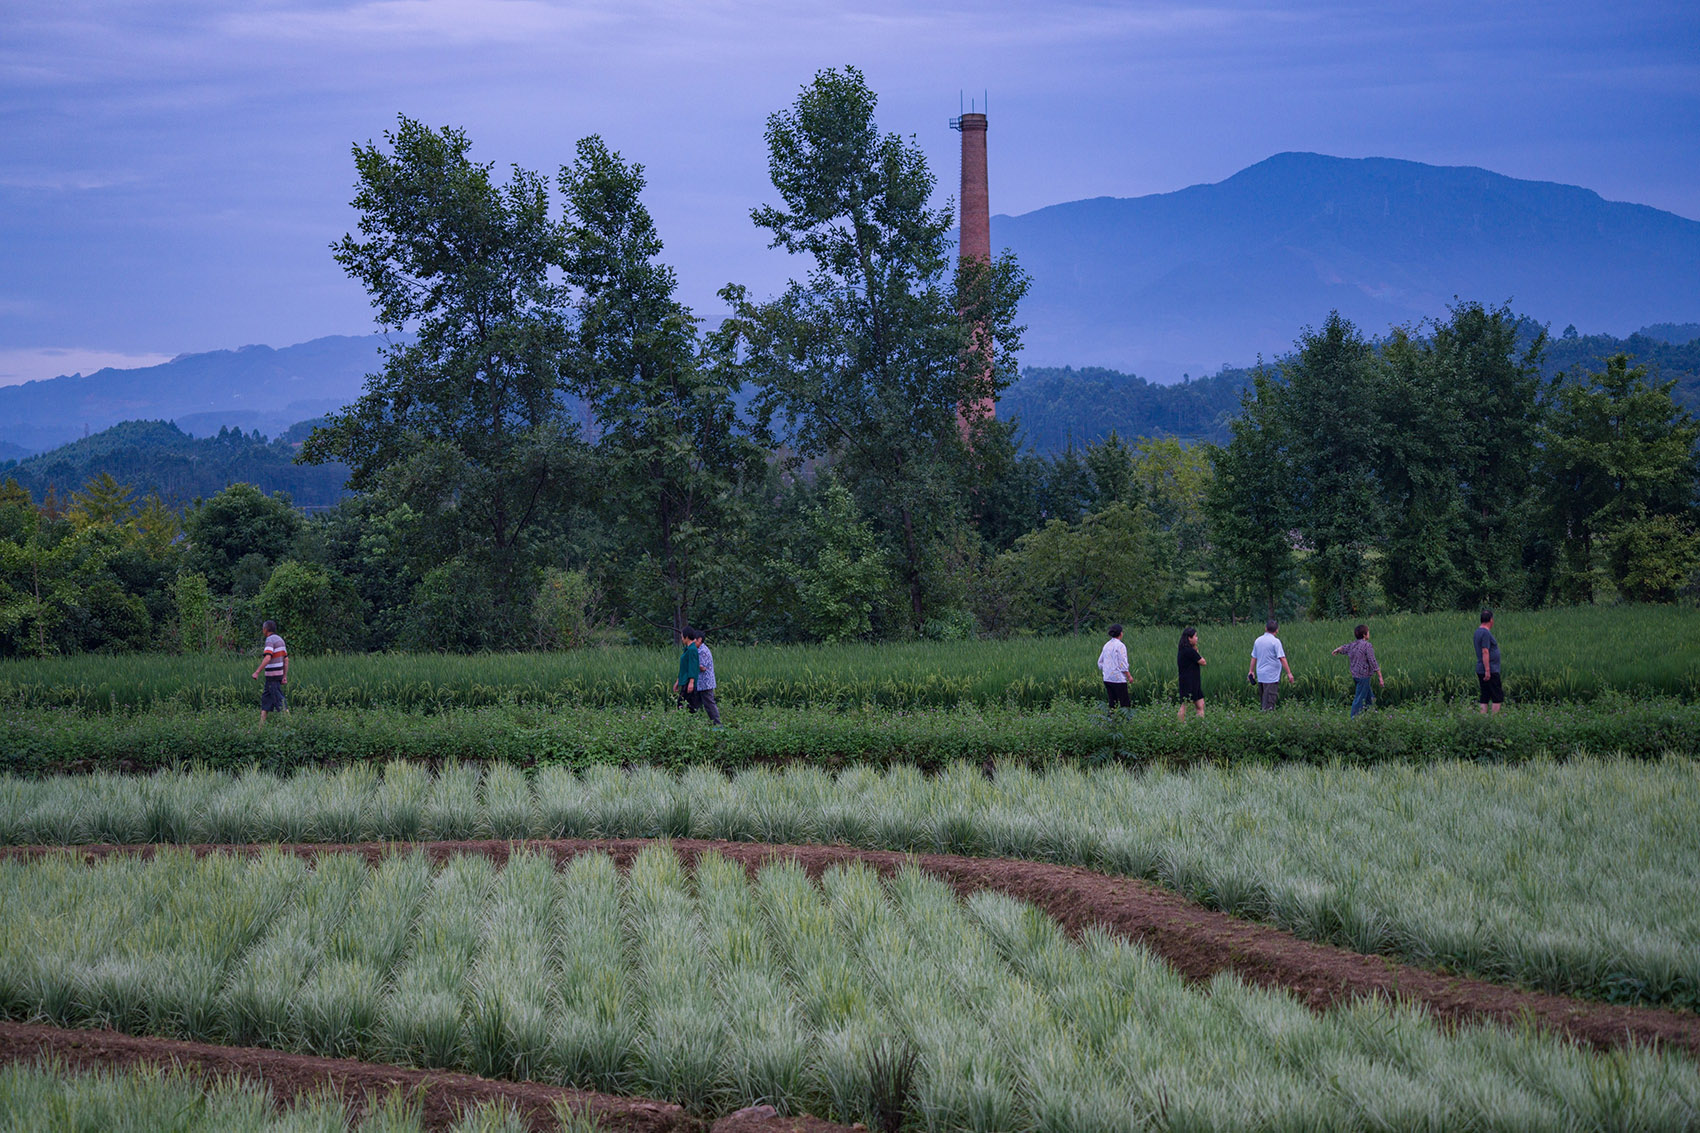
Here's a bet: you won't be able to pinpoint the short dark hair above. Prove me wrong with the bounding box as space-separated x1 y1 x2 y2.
1179 627 1197 648
1265 619 1279 633
262 620 277 633
1108 624 1123 638
1354 623 1369 639
683 626 701 641
1480 609 1493 625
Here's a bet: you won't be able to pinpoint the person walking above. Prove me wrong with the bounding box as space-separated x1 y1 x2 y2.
1098 624 1132 710
673 630 699 710
1176 627 1206 720
691 628 722 727
250 619 289 725
1247 619 1294 710
1331 623 1384 717
1474 609 1503 715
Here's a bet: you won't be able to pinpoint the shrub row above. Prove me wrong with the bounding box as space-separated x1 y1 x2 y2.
4 698 1697 777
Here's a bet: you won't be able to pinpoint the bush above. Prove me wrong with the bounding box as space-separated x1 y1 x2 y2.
400 558 505 652
255 560 365 654
531 567 599 650
3 699 1696 779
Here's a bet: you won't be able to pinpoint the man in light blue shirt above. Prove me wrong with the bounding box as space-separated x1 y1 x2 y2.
1247 618 1295 711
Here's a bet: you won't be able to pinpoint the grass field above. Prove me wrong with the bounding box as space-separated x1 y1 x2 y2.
3 604 1696 712
0 1058 562 1133
3 846 1696 1130
5 757 1696 1010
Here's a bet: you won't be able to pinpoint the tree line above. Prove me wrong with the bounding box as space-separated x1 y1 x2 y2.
1 68 1696 657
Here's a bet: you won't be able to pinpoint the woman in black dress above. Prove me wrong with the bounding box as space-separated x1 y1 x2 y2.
1177 627 1206 720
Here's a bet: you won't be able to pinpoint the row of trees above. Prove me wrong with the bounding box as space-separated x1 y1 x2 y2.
1209 308 1700 619
2 68 1696 655
3 322 1692 657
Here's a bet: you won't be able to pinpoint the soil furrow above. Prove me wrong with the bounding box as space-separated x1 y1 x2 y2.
0 1020 852 1133
7 836 1698 1059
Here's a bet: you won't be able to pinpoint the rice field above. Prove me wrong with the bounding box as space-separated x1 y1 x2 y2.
0 1058 569 1133
4 757 1697 1010
2 845 1696 1131
3 604 1696 711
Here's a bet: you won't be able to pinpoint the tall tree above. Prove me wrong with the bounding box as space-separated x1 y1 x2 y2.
1376 326 1470 611
1204 370 1297 621
302 116 585 620
718 67 1028 630
560 137 763 640
1279 313 1385 617
1430 302 1545 605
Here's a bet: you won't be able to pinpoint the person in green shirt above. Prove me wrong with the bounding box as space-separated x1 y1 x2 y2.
673 630 700 710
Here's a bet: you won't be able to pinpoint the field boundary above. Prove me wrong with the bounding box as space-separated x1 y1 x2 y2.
9 837 1698 1059
0 1020 853 1133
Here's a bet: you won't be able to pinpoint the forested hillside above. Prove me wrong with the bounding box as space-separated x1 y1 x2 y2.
1004 322 1700 451
0 420 350 509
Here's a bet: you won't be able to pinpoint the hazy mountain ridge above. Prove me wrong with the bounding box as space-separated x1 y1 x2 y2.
993 152 1700 379
0 334 391 454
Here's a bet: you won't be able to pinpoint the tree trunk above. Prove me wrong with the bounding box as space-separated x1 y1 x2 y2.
901 506 925 629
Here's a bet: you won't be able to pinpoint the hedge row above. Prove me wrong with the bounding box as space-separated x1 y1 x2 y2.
4 698 1697 777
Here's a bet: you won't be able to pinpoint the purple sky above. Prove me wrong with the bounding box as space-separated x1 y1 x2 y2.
2 0 1696 385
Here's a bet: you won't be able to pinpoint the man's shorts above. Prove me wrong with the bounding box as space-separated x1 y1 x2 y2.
1103 681 1131 709
261 678 286 712
1477 672 1504 705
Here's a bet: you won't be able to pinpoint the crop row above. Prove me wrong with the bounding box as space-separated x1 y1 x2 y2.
3 604 1697 712
5 757 1697 1012
2 847 1695 1131
0 1058 574 1133
6 697 1700 779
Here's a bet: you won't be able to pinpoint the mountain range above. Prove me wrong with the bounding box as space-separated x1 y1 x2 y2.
993 152 1700 378
2 152 1697 457
0 335 392 455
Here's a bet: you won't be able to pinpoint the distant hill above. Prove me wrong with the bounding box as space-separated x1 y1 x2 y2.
1002 366 1252 450
1001 322 1700 453
0 419 352 509
993 152 1700 380
1542 326 1700 407
0 334 388 455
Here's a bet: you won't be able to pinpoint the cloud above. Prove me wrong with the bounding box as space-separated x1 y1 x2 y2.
0 347 175 387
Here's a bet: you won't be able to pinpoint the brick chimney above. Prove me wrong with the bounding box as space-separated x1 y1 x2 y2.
951 110 994 427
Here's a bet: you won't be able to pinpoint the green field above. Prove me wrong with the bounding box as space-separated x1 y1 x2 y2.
5 697 1698 778
3 605 1696 712
6 757 1697 1010
3 845 1696 1130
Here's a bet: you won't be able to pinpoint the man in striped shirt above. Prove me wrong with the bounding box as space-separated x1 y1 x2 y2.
251 619 289 724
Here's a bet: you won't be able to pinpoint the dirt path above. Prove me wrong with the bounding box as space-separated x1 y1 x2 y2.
9 837 1699 1059
0 1020 852 1133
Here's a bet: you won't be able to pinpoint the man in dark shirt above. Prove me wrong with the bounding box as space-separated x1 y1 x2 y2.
1474 609 1502 715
